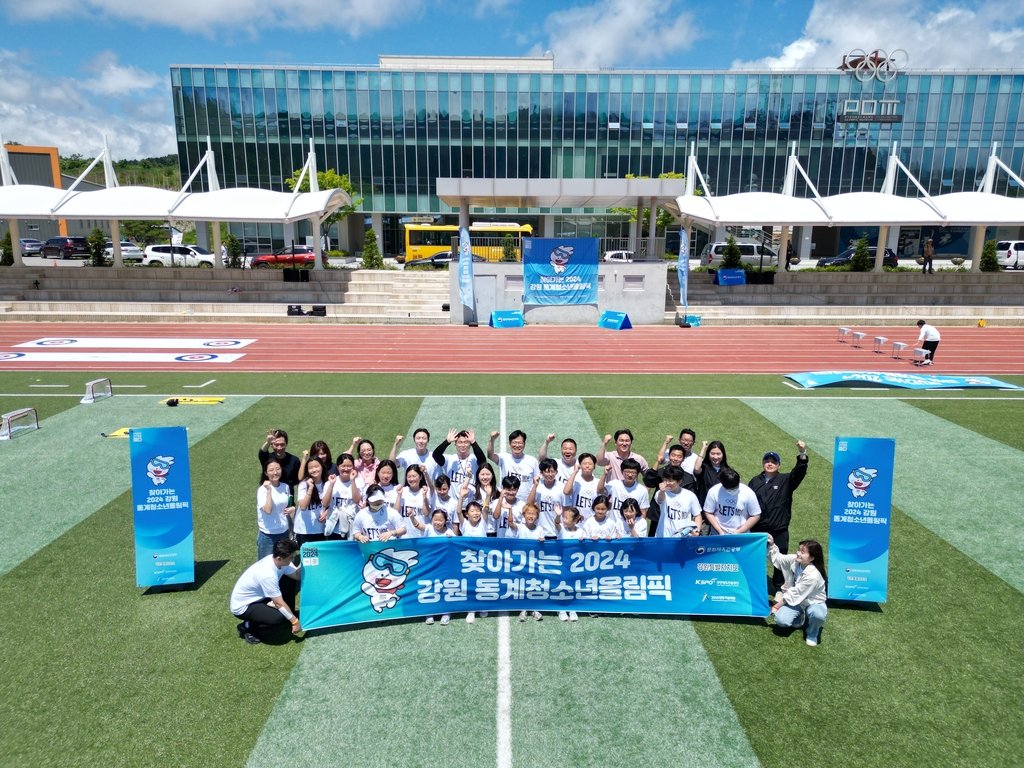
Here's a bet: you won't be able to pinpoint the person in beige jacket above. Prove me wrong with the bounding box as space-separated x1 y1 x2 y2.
768 535 828 647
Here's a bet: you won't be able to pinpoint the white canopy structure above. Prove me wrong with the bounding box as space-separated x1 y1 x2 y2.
1 136 349 269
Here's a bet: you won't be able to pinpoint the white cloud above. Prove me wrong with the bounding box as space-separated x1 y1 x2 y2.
474 0 517 17
82 52 163 96
733 0 1024 70
539 0 696 69
4 0 425 36
0 50 173 158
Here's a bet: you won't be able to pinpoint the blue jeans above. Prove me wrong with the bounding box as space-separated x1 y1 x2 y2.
775 602 828 643
257 530 288 560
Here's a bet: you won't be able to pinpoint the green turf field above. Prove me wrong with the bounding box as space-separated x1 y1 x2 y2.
0 371 1022 767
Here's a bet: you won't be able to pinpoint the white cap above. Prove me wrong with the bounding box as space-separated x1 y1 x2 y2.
367 491 386 504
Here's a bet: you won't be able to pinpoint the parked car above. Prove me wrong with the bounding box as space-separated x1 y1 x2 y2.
816 247 898 269
142 244 216 267
602 250 635 263
103 241 145 264
996 240 1024 269
19 238 45 255
40 236 89 259
250 245 326 269
700 241 779 270
404 250 486 268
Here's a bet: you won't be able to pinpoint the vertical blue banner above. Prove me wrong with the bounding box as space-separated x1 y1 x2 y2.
129 427 195 587
299 535 769 630
677 227 689 317
827 436 895 602
458 226 475 311
523 237 598 305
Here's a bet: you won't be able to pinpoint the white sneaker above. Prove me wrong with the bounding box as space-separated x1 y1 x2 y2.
480 611 489 618
568 611 579 621
518 610 528 622
425 616 435 625
533 611 543 621
440 614 451 626
466 612 476 624
806 638 818 647
558 611 569 621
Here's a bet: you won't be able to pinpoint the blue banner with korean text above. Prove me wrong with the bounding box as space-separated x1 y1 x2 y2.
298 535 769 629
129 426 195 587
522 237 598 305
827 436 895 602
458 226 475 311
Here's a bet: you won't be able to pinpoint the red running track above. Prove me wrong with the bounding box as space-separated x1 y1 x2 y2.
0 322 1021 375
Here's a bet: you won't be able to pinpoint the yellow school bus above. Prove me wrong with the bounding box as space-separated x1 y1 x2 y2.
404 222 533 262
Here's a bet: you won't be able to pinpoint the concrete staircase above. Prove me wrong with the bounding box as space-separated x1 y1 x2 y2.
664 271 1024 325
0 267 451 324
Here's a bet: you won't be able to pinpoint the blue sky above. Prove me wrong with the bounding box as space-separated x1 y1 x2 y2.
0 0 1022 159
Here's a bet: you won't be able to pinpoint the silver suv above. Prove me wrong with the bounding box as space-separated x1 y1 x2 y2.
142 244 216 268
700 241 778 270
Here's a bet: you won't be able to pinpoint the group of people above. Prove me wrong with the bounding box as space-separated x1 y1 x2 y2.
231 425 828 646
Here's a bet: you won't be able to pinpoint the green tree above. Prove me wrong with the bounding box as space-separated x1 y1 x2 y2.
980 239 999 272
721 235 743 270
501 232 518 262
0 231 12 266
361 228 384 270
225 234 243 269
87 228 108 267
285 168 362 246
850 235 872 272
121 220 166 244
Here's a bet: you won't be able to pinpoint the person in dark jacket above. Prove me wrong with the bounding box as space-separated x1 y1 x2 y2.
259 429 302 488
749 440 808 596
643 443 697 537
692 440 730 535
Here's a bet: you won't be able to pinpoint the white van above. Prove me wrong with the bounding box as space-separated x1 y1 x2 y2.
699 241 779 270
996 241 1024 269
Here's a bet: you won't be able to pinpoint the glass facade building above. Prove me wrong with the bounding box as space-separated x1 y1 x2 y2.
170 59 1024 253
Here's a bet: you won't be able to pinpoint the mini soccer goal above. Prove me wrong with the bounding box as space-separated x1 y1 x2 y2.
81 378 113 404
0 408 39 440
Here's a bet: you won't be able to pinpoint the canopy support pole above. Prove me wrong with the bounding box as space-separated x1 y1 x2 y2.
8 218 24 267
874 225 888 273
110 218 122 267
312 215 324 271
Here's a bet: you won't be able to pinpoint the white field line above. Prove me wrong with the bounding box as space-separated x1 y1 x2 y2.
781 380 803 390
183 379 217 389
28 384 68 388
1 393 1022 401
496 394 512 768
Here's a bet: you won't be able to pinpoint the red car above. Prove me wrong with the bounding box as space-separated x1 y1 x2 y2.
250 245 327 269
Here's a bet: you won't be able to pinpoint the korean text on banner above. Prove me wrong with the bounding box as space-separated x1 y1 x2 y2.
522 237 598 305
458 226 475 310
827 436 895 602
129 426 195 587
299 535 769 630
678 227 689 316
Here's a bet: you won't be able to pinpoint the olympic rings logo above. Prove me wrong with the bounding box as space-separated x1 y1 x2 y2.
840 49 909 83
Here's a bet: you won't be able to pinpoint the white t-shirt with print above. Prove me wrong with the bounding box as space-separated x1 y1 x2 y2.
703 483 761 533
256 482 291 535
294 479 326 535
497 453 539 501
230 555 297 615
656 487 702 537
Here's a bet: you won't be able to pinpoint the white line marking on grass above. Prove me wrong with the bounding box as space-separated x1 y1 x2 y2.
496 394 512 768
1 393 1022 401
183 379 216 388
28 384 69 388
496 613 512 768
782 380 803 390
112 384 146 388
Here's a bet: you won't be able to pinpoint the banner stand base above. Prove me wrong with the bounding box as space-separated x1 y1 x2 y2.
489 310 525 328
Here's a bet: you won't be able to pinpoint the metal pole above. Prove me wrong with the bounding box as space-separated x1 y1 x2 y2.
8 219 23 267
110 219 123 267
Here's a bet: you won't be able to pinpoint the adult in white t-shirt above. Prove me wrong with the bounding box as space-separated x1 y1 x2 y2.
488 429 539 502
563 454 601 519
390 427 440 480
431 429 487 494
538 434 580 486
526 460 564 537
703 468 761 534
294 456 328 545
230 539 302 644
915 320 940 365
256 459 295 560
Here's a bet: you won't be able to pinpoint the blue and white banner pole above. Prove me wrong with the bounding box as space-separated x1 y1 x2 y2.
678 223 691 327
458 227 477 325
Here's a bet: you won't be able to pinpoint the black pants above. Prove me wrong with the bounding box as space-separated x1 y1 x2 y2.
922 339 939 363
295 533 325 547
761 527 790 595
922 255 933 274
235 576 298 638
646 502 661 537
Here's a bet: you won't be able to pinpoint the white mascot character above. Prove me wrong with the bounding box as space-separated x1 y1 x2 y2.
360 548 419 613
147 455 174 486
847 466 878 498
549 245 573 274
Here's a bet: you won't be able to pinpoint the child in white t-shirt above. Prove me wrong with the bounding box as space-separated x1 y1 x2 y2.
492 476 524 538
582 494 624 540
526 459 563 538
431 474 459 534
563 453 600 520
655 466 703 537
409 508 455 627
554 504 581 623
323 453 361 539
620 498 648 538
508 503 545 622
456 483 488 538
